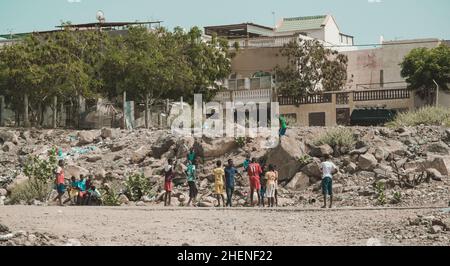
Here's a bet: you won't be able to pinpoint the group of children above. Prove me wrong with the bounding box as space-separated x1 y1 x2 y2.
53 160 102 206
163 148 281 208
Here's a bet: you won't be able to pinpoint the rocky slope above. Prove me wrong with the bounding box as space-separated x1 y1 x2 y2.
1 126 450 208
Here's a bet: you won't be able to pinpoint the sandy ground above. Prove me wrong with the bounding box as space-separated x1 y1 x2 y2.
0 206 447 246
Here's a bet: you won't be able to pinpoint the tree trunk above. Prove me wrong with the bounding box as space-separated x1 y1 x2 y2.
145 93 149 129
23 93 30 128
123 90 127 130
59 101 64 128
37 103 43 127
0 95 4 127
52 96 57 129
77 95 83 129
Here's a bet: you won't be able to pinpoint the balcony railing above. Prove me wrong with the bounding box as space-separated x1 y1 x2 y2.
230 35 298 48
279 94 333 106
226 76 272 91
353 88 410 102
214 89 272 103
336 92 350 105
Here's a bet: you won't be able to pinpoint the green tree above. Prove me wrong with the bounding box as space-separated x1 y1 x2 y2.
401 44 450 105
275 39 348 98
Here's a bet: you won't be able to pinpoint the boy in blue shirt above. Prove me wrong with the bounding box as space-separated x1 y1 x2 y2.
224 159 242 207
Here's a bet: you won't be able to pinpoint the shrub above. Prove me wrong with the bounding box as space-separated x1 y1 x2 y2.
375 181 386 206
101 187 121 206
10 147 58 204
235 137 247 148
124 173 152 201
298 155 313 167
391 191 402 204
313 127 355 151
387 106 450 127
9 179 53 204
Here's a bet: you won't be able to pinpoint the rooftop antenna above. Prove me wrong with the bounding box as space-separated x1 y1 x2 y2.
96 10 106 23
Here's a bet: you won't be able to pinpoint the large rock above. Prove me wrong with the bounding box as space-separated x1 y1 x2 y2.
285 172 310 191
301 158 322 183
64 165 89 179
2 142 16 152
175 136 195 159
151 136 175 159
266 135 307 182
349 146 369 156
77 131 97 146
118 194 129 204
111 142 126 152
358 153 378 171
86 155 102 163
101 128 117 139
426 168 443 181
309 144 333 158
0 131 18 144
201 138 238 158
6 175 29 192
0 188 8 196
426 156 450 176
131 147 150 164
426 142 450 155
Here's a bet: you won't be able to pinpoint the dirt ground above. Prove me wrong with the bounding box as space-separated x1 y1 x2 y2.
1 206 449 246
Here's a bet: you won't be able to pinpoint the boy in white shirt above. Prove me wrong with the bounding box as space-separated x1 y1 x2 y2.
320 160 338 209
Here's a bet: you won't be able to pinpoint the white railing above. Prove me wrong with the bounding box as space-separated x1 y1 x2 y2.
230 35 298 48
214 89 272 103
226 76 272 90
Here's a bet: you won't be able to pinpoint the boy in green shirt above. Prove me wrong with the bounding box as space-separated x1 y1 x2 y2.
186 159 198 207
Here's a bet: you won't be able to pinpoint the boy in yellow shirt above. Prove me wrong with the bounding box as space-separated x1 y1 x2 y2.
213 160 226 207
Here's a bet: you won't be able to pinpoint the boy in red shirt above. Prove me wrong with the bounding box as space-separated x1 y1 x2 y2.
247 158 262 207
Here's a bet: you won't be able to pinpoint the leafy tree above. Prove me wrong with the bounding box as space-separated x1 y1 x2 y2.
275 39 348 97
401 44 450 105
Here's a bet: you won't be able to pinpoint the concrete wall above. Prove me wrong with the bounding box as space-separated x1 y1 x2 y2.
231 47 285 78
324 17 341 46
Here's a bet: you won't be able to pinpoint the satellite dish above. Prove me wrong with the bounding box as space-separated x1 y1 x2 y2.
96 10 105 23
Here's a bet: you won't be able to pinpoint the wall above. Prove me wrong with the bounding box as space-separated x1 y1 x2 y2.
323 17 341 45
231 47 285 78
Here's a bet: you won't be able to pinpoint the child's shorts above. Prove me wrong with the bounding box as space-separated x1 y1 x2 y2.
321 176 333 196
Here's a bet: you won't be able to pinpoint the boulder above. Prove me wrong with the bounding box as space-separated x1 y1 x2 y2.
131 147 150 164
101 128 116 139
111 142 126 152
0 188 7 196
266 135 307 182
2 142 15 152
175 136 195 158
86 155 102 163
135 201 146 207
118 194 129 204
151 136 175 159
201 138 238 158
301 158 322 183
6 175 29 192
374 148 387 162
77 131 97 146
344 162 357 174
349 146 369 156
426 142 450 155
426 168 443 181
0 131 18 144
332 184 344 194
429 225 443 234
64 165 89 179
425 156 450 176
309 144 333 158
93 168 106 180
358 153 378 171
285 172 310 191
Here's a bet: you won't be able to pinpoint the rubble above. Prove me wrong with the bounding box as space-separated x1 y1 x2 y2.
0 126 449 209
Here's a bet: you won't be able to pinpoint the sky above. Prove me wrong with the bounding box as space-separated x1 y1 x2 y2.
0 0 449 44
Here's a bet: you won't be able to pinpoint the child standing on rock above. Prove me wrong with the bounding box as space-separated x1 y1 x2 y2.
186 159 198 207
213 160 226 207
164 159 176 206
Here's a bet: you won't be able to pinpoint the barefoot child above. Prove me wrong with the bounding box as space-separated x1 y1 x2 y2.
213 160 226 207
186 159 198 207
63 176 79 205
265 164 278 207
164 159 175 206
247 158 262 207
224 159 242 207
320 160 338 208
260 163 267 207
53 160 66 206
